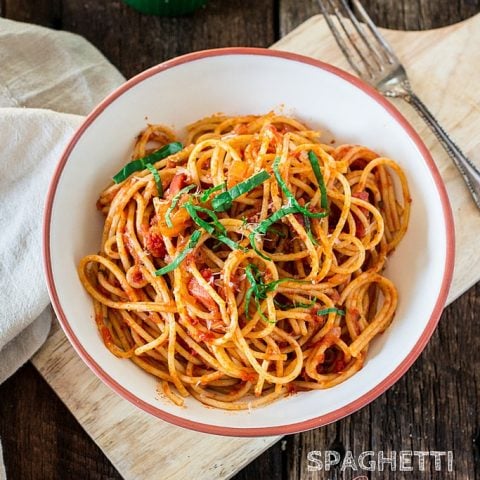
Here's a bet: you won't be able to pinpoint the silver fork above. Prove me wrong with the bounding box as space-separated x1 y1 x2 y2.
318 0 480 209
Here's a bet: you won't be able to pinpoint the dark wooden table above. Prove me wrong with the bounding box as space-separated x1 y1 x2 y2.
1 1 479 479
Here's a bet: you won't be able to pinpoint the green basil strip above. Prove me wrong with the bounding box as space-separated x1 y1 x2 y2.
244 264 303 322
274 297 317 310
272 156 328 219
216 234 247 252
200 183 226 202
184 202 245 251
254 295 275 324
145 163 163 197
255 205 298 235
211 170 270 212
249 206 297 260
304 215 319 246
308 151 328 210
165 184 196 228
248 232 272 261
244 285 255 319
113 142 183 184
268 227 287 238
188 204 227 235
316 307 345 316
245 264 262 319
154 230 201 276
263 276 309 292
184 203 215 234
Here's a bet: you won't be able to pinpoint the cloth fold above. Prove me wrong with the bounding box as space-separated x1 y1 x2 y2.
0 107 84 381
0 17 125 478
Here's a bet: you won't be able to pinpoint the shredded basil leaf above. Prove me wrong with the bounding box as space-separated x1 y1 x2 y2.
248 205 297 260
255 205 298 235
244 264 307 322
254 296 274 324
154 230 201 276
273 156 328 219
304 215 319 246
216 234 247 251
165 184 196 228
113 142 183 184
184 202 245 251
248 232 271 261
212 170 270 212
184 203 215 234
268 227 287 238
145 163 163 197
316 307 345 316
245 264 273 321
308 151 328 210
188 204 227 234
200 183 226 202
274 297 318 310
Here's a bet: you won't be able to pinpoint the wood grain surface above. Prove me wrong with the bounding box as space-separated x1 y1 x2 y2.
1 1 479 479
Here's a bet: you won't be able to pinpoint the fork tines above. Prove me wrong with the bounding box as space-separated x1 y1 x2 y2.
317 0 400 80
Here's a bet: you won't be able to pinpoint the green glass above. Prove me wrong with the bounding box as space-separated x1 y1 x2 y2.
122 0 208 16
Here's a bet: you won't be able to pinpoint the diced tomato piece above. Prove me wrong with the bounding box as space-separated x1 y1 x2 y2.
355 218 366 237
352 190 369 205
201 268 214 285
101 326 113 346
145 230 166 258
189 317 199 326
188 276 217 311
167 173 187 197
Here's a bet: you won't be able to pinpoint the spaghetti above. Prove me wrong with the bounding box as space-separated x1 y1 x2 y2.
78 113 411 409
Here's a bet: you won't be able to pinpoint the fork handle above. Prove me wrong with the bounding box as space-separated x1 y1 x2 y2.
403 92 480 209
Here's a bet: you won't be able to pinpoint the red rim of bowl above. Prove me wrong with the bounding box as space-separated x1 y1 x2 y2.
43 47 455 437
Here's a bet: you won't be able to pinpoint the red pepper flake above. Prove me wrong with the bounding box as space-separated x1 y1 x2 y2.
233 123 248 135
132 267 143 284
240 371 257 383
126 264 148 289
198 331 215 344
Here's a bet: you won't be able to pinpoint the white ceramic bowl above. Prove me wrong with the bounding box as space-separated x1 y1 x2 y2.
43 48 454 436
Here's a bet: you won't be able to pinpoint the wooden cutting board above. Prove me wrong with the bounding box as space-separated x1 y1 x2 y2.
32 13 480 480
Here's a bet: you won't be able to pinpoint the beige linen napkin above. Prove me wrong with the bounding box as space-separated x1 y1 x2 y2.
0 17 124 479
